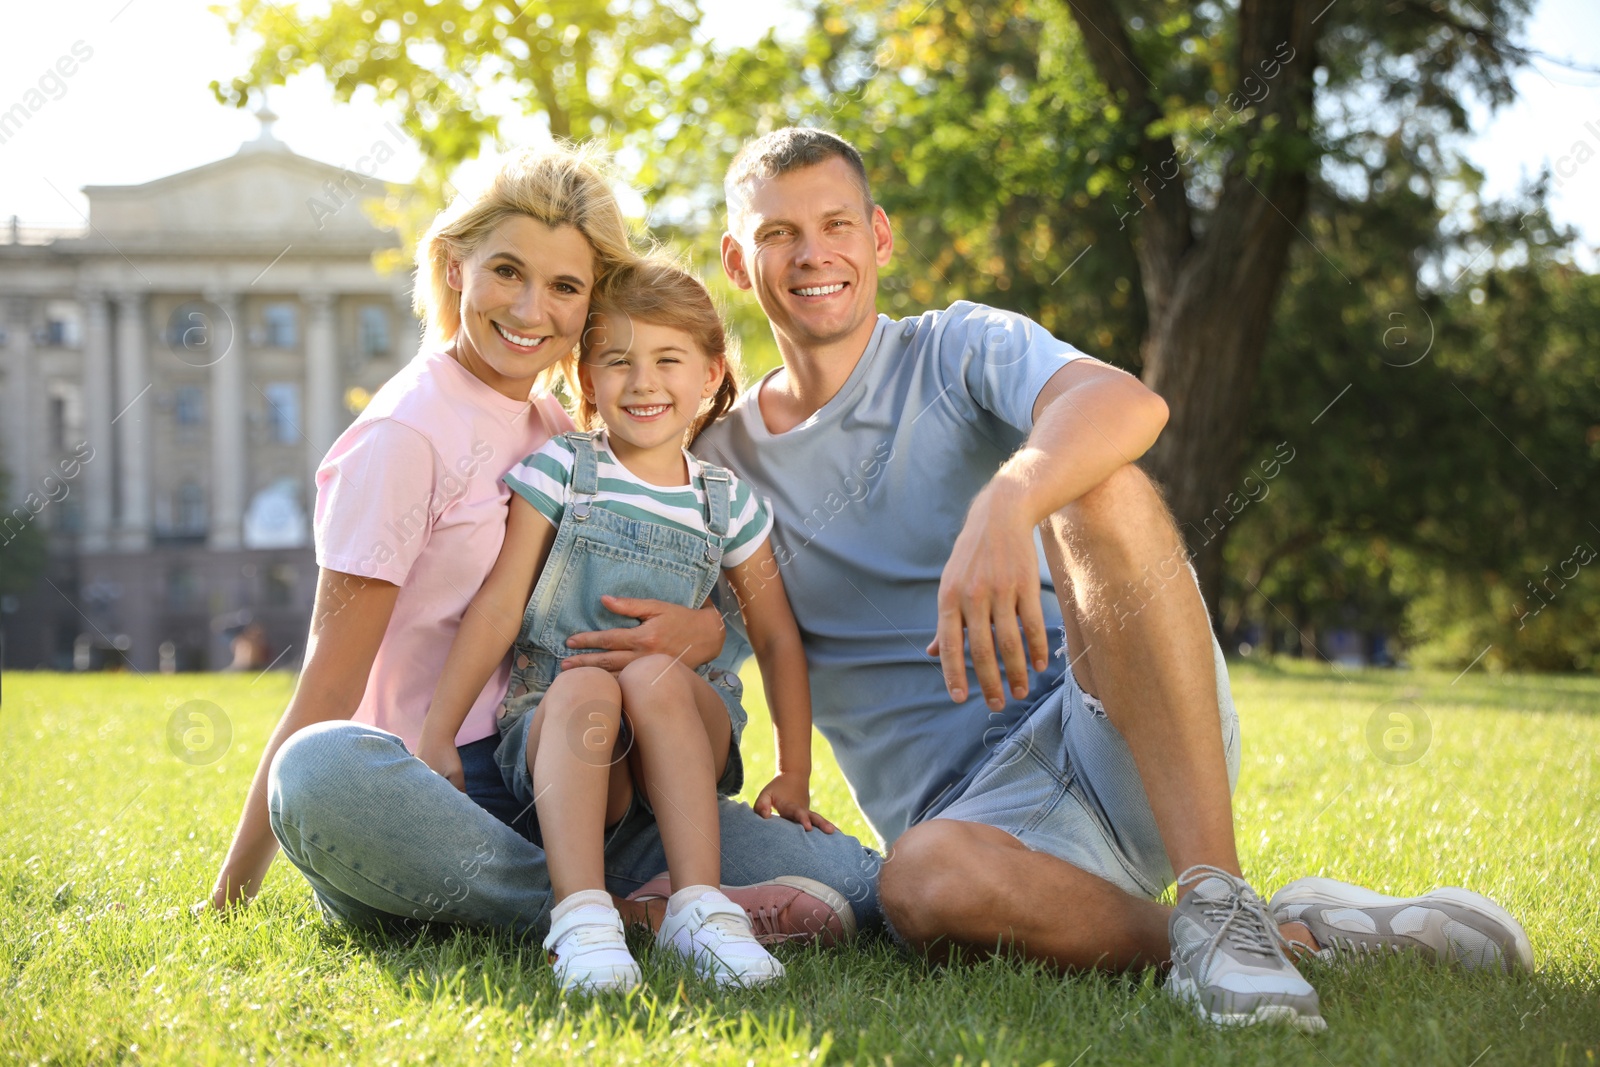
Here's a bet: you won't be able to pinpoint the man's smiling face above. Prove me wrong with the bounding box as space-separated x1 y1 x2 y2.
722 156 894 353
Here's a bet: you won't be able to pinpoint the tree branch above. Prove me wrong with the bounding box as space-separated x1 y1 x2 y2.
1058 0 1193 299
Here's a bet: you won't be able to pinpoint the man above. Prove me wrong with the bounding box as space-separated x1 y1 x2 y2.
695 127 1531 1031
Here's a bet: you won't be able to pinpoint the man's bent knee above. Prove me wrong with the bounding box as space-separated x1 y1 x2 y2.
880 820 1018 948
1062 464 1172 539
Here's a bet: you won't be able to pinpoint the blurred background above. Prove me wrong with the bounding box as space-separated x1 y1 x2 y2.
0 0 1595 674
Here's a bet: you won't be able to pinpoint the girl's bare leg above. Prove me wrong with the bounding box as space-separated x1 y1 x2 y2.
527 666 630 900
616 654 732 891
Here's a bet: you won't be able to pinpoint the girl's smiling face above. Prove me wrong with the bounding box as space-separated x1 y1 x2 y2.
446 215 596 400
579 313 724 473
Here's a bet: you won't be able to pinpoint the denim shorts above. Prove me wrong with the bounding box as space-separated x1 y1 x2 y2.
492 664 749 844
925 641 1241 900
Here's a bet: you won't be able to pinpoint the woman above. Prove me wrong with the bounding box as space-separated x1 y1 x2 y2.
205 146 880 942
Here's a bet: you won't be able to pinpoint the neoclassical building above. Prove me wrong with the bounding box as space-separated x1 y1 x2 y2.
0 119 419 671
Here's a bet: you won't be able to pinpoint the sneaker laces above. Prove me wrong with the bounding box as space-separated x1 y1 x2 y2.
549 913 626 954
695 900 757 942
1177 864 1291 962
745 903 784 940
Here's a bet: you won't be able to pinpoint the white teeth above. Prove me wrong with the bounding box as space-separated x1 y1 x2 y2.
625 404 669 417
794 283 845 297
494 322 543 348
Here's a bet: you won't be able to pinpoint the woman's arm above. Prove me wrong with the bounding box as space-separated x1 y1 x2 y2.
725 541 835 833
416 495 556 789
206 568 399 910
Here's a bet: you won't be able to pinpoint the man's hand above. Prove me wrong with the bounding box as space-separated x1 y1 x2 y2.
929 483 1051 710
563 596 726 673
416 729 466 793
753 771 837 833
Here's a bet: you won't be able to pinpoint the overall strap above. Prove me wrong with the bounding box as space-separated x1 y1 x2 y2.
566 430 603 520
698 460 733 542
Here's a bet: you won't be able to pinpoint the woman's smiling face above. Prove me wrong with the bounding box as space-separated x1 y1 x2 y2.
446 215 596 400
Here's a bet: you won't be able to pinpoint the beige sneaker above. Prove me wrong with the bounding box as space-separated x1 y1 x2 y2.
1269 876 1534 973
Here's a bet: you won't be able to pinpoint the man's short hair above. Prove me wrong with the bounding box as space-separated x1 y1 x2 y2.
724 127 874 230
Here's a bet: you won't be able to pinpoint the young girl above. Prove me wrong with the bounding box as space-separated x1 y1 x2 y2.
417 258 831 993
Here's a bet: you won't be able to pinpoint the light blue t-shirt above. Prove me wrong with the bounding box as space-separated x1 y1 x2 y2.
696 301 1089 845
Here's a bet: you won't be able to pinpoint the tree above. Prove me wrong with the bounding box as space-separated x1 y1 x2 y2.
1224 178 1600 670
211 0 707 233
0 465 49 601
623 0 1536 610
215 0 1547 624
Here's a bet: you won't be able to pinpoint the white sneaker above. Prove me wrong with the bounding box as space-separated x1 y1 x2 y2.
1166 865 1326 1032
542 903 642 994
656 890 786 987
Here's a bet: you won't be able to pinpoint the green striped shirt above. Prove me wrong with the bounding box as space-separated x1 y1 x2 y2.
503 432 773 568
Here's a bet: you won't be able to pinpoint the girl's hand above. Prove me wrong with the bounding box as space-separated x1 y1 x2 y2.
754 772 837 833
416 730 466 793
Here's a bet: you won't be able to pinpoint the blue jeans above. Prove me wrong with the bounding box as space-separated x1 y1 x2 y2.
267 720 884 937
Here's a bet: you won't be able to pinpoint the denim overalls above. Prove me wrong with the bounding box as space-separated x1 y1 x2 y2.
492 430 748 810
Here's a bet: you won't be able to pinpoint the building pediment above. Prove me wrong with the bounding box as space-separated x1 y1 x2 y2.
84 133 404 245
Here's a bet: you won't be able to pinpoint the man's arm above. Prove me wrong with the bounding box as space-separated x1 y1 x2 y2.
559 597 727 672
931 358 1169 709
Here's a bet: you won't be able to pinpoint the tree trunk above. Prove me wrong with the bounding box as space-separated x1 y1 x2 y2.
1060 0 1320 618
1138 168 1308 613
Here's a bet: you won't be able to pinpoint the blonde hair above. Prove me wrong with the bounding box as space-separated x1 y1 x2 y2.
565 258 741 447
414 144 635 371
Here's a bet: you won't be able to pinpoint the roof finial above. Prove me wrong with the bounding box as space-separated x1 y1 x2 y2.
254 101 279 142
237 94 288 155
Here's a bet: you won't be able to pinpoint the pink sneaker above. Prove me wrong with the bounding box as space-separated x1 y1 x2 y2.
626 875 856 948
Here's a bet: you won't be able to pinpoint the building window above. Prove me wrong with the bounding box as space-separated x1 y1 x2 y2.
263 303 298 348
177 482 207 535
167 301 226 360
50 396 68 450
264 562 299 607
359 305 390 359
48 382 83 451
175 385 205 426
166 566 203 611
262 382 301 444
56 498 84 534
44 300 82 348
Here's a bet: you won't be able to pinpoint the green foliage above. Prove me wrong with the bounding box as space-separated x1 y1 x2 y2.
0 464 49 600
4 668 1599 1062
211 0 1597 669
1226 158 1600 670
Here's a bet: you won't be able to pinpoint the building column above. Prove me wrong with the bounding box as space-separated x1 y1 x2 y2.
113 291 152 552
207 291 246 550
303 291 339 479
80 291 114 553
3 296 37 506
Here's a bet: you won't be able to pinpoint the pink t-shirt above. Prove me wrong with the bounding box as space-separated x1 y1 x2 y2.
314 348 572 749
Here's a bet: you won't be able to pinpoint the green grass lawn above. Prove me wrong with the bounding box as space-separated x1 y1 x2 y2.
2 661 1597 1065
